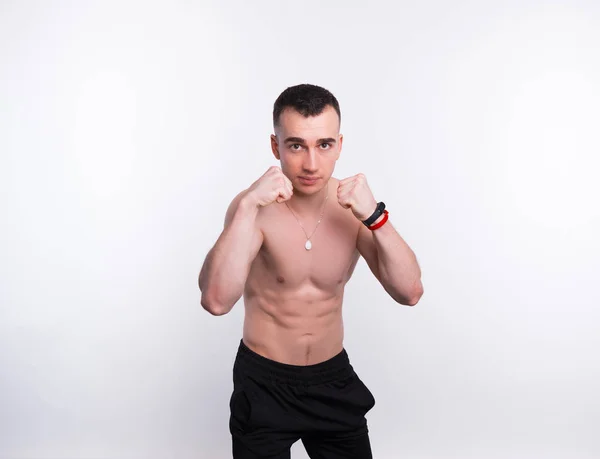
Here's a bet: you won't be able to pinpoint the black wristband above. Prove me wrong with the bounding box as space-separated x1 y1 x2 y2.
362 202 386 227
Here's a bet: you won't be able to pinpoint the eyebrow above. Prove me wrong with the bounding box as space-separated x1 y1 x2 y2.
284 137 337 144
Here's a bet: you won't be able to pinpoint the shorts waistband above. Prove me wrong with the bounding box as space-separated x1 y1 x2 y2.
234 339 355 385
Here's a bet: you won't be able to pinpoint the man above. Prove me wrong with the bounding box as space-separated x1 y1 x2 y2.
198 84 423 458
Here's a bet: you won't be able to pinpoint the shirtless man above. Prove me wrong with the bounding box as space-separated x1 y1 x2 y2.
198 84 423 458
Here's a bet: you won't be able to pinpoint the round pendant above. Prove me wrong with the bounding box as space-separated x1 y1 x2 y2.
305 240 312 250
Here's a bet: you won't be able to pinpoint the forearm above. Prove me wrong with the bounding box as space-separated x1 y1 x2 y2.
199 194 260 314
372 216 423 305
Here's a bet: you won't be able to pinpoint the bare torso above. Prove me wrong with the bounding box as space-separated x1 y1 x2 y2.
242 177 362 365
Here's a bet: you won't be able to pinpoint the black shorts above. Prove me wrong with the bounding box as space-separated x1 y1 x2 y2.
229 339 376 458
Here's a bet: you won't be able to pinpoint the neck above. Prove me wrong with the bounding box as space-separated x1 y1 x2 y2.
287 179 330 216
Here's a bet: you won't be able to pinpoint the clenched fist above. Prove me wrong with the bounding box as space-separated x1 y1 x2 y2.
246 166 294 207
337 173 378 221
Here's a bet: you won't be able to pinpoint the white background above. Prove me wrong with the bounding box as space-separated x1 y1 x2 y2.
1 1 599 458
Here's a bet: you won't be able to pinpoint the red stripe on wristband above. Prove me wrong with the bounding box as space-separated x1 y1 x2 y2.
368 210 389 230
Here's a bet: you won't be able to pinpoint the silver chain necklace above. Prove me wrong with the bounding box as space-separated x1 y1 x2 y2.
284 181 329 251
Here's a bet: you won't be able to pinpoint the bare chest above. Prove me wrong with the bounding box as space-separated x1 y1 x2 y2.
248 202 361 292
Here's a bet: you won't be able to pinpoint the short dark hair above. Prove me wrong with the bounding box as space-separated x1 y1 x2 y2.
273 84 341 129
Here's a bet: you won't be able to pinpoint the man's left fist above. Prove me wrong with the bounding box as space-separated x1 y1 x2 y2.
337 173 378 222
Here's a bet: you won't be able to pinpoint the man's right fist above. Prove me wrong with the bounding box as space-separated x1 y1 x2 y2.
246 166 294 207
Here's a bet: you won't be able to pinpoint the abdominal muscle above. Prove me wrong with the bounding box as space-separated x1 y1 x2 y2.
241 285 345 366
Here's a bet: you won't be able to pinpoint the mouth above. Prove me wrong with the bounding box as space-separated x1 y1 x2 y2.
298 176 320 185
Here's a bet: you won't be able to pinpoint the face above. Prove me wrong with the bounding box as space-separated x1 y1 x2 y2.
270 105 343 196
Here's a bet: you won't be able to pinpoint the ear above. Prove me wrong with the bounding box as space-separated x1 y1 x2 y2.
336 134 343 161
270 134 280 160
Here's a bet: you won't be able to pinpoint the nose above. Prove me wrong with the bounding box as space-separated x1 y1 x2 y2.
303 148 318 173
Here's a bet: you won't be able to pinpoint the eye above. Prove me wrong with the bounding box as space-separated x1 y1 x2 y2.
290 144 301 151
320 143 331 149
